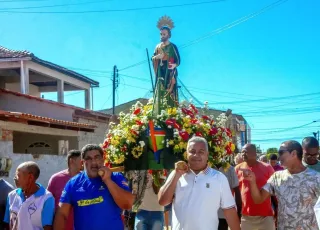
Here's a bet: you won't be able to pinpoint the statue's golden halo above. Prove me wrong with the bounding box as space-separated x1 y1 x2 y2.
157 15 175 30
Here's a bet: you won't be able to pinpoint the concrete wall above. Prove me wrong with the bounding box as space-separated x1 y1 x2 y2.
0 141 67 187
77 118 108 148
13 131 78 154
0 93 74 121
5 83 40 97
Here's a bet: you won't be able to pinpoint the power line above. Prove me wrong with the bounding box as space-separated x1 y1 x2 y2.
0 0 48 2
0 0 110 11
0 0 225 14
61 0 289 73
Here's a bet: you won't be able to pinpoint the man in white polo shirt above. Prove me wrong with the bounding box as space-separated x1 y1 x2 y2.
3 161 54 230
158 136 240 230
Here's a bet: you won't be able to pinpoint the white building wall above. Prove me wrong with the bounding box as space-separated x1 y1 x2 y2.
0 141 67 187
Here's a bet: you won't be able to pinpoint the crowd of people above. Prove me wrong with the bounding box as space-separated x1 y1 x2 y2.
0 136 320 230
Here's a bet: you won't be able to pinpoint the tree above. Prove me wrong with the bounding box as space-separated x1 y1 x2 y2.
266 147 278 159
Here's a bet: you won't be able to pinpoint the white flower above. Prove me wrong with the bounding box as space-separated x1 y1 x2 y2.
132 125 140 131
139 141 146 148
168 125 172 129
126 140 130 144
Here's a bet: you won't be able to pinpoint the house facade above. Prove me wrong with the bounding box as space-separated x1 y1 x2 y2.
0 46 110 186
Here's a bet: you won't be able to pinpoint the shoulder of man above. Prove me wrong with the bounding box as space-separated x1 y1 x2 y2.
0 179 14 193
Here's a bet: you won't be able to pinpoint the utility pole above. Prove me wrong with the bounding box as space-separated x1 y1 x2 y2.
112 65 119 115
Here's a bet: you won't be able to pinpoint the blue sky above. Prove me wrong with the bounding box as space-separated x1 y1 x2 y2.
1 0 319 151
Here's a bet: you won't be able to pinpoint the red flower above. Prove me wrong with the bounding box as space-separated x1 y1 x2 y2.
173 123 181 130
120 145 127 152
209 128 218 136
102 141 109 149
202 115 210 120
225 145 233 155
136 120 143 126
165 119 175 126
148 170 153 174
191 119 198 124
189 104 198 114
226 128 232 137
179 131 189 141
181 108 194 117
195 132 203 137
130 129 138 136
105 162 112 168
133 108 141 115
163 169 168 177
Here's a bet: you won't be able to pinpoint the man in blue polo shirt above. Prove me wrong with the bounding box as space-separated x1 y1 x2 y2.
3 161 55 230
54 144 134 230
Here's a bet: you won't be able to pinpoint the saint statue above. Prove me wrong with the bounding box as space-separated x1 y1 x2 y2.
152 16 181 114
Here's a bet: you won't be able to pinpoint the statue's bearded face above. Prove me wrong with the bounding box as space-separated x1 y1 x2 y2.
160 29 170 42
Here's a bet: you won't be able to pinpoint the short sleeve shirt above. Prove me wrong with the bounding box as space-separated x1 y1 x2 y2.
47 169 74 230
171 167 235 230
263 168 320 230
303 161 320 173
235 161 274 216
218 166 239 219
0 179 14 230
60 171 131 230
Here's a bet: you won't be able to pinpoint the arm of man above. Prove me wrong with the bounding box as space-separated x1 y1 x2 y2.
223 208 240 230
102 170 134 210
158 169 185 206
229 166 242 218
239 168 272 204
220 173 240 230
42 196 55 230
53 181 73 230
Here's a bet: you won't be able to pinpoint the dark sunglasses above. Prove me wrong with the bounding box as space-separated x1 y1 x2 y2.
278 149 292 156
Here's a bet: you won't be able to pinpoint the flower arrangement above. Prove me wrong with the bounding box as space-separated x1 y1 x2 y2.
102 98 235 168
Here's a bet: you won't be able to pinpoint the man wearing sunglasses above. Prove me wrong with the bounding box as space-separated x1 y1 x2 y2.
240 140 320 230
302 136 320 172
54 144 134 230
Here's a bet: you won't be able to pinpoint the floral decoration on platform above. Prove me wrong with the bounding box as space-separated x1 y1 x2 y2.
101 99 235 168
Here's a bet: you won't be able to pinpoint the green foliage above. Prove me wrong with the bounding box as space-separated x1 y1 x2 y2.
266 147 278 159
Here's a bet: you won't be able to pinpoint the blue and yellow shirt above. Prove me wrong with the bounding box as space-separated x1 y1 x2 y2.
60 171 130 230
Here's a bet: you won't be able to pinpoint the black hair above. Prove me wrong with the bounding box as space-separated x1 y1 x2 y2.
160 26 171 37
302 136 319 149
67 150 81 166
270 154 278 161
81 144 104 159
20 161 40 180
282 140 303 160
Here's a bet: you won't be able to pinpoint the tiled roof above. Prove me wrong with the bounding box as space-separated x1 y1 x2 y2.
0 88 110 119
0 110 96 131
0 46 99 86
0 46 32 58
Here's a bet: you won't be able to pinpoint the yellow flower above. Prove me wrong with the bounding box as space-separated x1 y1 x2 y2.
168 107 177 116
168 140 174 146
231 143 235 151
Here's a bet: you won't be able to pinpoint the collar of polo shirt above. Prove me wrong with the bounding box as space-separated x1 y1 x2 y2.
188 165 210 175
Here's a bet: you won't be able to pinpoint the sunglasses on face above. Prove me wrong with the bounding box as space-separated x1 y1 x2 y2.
278 149 292 156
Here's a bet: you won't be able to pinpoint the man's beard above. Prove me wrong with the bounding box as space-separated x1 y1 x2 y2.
161 37 169 42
